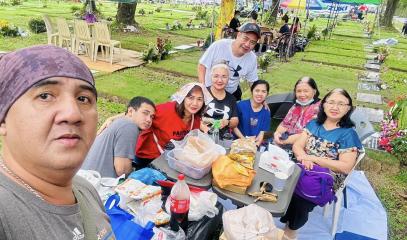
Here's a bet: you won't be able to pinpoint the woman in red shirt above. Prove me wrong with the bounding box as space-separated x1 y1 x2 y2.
135 83 213 167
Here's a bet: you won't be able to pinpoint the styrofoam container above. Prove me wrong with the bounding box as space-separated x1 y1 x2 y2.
166 147 223 180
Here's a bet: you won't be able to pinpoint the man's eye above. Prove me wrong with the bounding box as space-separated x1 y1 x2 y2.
78 96 91 103
38 93 52 100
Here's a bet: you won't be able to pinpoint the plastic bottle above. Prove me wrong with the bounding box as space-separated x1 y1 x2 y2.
169 174 190 233
212 120 221 144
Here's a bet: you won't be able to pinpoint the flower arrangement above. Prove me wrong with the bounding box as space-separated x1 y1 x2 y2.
84 12 97 23
378 96 407 160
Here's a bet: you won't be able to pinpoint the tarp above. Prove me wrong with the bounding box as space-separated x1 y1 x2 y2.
215 0 235 40
280 0 326 10
322 0 381 5
280 0 307 9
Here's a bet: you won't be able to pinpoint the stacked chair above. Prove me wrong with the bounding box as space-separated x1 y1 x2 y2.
46 15 122 64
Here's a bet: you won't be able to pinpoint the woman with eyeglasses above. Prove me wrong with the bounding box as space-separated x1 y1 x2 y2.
201 63 239 138
274 77 320 147
234 80 271 146
280 89 362 240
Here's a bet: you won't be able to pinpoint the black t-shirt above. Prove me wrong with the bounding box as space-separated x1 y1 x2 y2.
204 87 238 121
279 23 290 34
229 18 240 32
204 88 238 137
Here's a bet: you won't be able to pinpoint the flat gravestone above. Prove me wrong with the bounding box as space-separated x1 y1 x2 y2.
356 107 384 123
357 93 383 104
364 47 374 53
366 54 377 60
358 82 380 91
365 71 380 79
365 63 381 71
367 59 381 64
173 45 195 50
359 77 381 83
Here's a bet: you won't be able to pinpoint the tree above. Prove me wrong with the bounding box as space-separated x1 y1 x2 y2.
116 2 138 25
84 0 96 13
381 0 400 27
269 0 279 22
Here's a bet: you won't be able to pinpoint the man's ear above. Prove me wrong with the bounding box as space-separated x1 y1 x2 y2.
0 122 6 136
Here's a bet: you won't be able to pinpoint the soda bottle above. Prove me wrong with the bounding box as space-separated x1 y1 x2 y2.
169 174 190 233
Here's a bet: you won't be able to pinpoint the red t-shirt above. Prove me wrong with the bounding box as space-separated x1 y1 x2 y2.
136 101 201 159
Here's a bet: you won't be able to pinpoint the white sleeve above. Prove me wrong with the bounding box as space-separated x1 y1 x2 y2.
246 56 259 83
199 42 218 68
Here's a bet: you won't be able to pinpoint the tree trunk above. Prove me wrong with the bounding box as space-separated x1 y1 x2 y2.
84 0 96 12
381 0 400 27
270 0 279 22
116 2 138 25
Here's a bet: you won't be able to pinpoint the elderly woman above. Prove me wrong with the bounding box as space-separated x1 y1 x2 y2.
234 80 271 146
280 89 363 240
201 63 239 139
274 77 320 146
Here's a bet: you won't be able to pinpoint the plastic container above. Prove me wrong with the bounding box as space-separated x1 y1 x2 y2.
166 150 212 180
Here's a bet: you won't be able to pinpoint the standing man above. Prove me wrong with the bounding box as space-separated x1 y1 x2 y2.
0 45 115 239
229 10 241 34
82 96 155 178
198 22 261 101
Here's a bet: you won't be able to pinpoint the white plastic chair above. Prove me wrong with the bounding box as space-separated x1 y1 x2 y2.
74 20 94 60
56 18 74 52
43 15 58 45
323 148 366 236
93 22 122 64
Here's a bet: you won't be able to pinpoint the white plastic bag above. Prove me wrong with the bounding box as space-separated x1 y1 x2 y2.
223 204 279 240
171 129 224 169
165 191 219 221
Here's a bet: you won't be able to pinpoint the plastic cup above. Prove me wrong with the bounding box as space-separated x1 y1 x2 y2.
274 172 288 191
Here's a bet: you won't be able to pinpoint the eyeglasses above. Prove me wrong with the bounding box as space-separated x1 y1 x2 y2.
240 35 257 46
325 101 349 109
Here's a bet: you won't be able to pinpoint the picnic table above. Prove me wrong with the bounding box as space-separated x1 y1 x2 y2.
152 150 301 217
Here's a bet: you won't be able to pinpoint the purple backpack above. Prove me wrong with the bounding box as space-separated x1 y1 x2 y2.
294 164 337 207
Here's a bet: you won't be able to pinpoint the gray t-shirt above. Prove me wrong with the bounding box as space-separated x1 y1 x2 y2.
0 172 115 240
82 117 139 178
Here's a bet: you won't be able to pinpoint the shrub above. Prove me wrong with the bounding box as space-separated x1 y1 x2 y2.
195 9 208 20
28 18 46 34
258 52 273 72
139 9 145 16
10 0 21 6
70 5 81 13
142 43 160 63
391 135 407 166
307 24 317 40
262 11 276 26
155 7 161 12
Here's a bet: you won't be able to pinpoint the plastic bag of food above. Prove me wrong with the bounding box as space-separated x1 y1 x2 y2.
171 129 224 169
230 138 257 155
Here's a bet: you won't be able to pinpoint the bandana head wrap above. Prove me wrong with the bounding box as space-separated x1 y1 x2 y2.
171 82 213 106
0 45 95 123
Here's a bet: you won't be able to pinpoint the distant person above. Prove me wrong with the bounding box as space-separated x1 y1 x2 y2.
0 45 114 239
198 22 261 101
282 12 289 22
279 17 290 34
82 97 155 177
229 10 241 33
250 11 258 24
291 17 301 34
402 22 407 36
